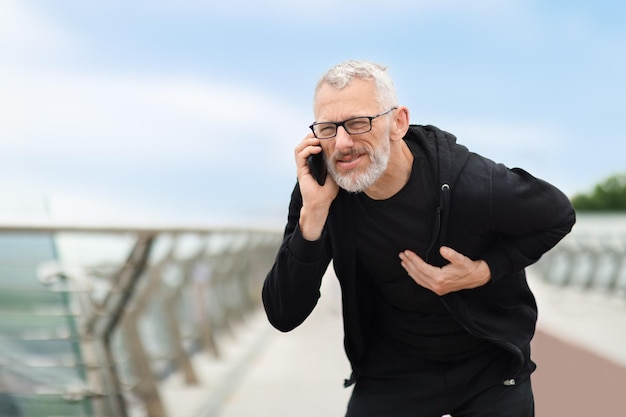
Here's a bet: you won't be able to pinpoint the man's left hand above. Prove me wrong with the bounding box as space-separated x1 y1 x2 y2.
399 246 491 296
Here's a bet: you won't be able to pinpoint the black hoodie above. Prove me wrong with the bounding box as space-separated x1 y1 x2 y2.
263 124 576 387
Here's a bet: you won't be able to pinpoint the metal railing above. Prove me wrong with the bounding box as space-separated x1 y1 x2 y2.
5 214 622 416
0 223 281 417
532 213 626 295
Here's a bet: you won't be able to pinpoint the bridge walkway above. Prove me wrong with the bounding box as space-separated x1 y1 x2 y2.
167 268 626 417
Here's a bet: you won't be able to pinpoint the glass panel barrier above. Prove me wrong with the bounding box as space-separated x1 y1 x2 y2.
0 226 281 417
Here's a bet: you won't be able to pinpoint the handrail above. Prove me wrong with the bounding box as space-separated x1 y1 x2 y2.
532 213 626 295
0 221 279 235
0 223 282 417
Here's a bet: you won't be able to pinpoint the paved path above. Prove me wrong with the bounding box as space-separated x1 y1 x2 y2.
528 271 626 416
179 269 626 417
213 269 352 417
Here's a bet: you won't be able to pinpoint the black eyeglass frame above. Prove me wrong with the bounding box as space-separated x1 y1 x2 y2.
309 107 398 139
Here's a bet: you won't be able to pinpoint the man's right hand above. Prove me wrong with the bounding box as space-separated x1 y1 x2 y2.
295 134 339 241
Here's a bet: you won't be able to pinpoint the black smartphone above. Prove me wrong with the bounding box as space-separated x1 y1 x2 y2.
307 150 327 186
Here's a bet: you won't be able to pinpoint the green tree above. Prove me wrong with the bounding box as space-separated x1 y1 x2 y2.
571 172 626 211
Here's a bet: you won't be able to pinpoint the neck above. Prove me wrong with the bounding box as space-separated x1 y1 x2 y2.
364 141 414 200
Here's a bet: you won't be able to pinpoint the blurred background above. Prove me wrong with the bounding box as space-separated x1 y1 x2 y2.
1 1 625 417
2 0 624 225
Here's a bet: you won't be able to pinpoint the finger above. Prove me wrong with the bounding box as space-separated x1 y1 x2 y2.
294 136 320 157
399 250 425 268
439 246 466 265
295 139 322 173
400 251 447 294
399 250 438 278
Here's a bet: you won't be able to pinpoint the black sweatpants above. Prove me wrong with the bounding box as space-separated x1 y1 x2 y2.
345 375 533 417
345 342 534 417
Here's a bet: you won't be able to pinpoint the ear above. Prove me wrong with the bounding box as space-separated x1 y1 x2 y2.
390 106 410 142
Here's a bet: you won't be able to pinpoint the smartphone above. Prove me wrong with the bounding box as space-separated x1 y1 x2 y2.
307 150 327 186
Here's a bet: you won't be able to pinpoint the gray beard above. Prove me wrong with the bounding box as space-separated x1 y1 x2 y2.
326 136 391 193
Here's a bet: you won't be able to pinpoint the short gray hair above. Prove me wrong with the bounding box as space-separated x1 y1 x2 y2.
313 60 399 111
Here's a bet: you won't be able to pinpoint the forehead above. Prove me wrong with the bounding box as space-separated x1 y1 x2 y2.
314 78 379 120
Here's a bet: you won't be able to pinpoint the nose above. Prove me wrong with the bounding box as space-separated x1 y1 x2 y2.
334 126 354 152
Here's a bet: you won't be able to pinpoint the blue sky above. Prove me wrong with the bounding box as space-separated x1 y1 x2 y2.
1 0 625 227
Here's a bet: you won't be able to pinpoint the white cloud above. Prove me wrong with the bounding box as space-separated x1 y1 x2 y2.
0 64 307 225
0 0 75 57
0 1 307 224
0 68 306 168
449 120 565 155
441 118 569 185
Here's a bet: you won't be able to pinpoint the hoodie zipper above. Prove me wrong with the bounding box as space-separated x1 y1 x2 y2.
426 183 450 261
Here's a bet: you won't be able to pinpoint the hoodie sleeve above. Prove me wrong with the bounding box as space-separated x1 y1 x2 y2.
478 163 576 283
261 183 333 332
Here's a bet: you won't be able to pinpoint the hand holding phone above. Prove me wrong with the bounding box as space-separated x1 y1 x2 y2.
307 150 327 186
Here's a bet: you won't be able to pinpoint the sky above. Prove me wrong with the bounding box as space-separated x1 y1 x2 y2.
1 0 625 228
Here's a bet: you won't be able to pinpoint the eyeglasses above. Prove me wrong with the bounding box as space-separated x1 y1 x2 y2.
309 107 397 139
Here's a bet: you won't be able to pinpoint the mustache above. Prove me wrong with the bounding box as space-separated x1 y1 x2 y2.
332 148 369 160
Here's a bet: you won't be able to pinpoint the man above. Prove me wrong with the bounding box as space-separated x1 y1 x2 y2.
262 60 575 417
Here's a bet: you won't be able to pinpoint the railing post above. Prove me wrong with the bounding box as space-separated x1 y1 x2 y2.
94 232 157 417
163 288 198 385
